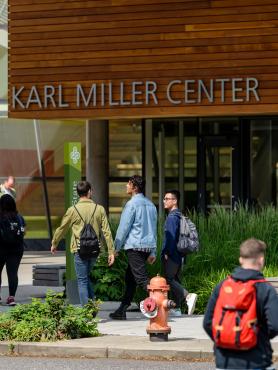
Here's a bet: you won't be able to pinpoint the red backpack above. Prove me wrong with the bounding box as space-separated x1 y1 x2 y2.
212 276 266 350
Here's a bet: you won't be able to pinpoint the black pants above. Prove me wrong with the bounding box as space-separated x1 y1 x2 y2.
121 249 150 306
163 256 188 308
0 251 23 297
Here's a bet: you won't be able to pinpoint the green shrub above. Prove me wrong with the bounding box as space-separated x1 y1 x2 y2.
0 292 100 342
91 250 127 301
184 205 278 313
93 205 278 313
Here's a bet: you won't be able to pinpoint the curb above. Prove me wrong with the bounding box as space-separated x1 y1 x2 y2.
1 337 277 361
0 339 215 361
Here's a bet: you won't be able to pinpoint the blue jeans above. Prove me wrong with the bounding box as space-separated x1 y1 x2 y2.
74 253 97 306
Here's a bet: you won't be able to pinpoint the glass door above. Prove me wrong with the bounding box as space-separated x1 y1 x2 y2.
198 136 239 212
151 119 198 215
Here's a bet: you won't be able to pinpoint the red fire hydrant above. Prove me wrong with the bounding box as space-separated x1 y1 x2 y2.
140 275 176 341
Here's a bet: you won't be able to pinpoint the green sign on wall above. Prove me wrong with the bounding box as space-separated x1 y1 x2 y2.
64 142 81 303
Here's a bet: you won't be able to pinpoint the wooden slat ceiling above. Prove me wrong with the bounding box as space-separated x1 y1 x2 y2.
8 0 278 119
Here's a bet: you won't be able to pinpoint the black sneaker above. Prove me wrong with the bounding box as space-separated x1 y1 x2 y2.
109 304 129 320
6 296 16 306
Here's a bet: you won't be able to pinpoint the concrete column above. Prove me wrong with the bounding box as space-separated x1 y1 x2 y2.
145 119 153 200
86 120 109 211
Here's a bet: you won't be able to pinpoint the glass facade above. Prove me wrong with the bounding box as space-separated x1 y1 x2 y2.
149 117 278 213
152 119 198 211
0 115 276 237
0 118 86 238
109 119 142 216
0 43 7 100
251 119 278 206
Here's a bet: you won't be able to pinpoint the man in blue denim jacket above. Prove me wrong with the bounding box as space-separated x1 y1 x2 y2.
110 175 157 320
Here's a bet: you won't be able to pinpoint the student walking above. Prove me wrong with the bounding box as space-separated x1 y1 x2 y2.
0 194 25 305
203 238 278 370
51 181 115 306
109 175 157 320
161 190 197 316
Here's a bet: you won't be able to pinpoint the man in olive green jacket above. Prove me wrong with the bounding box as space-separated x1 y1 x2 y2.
51 181 115 305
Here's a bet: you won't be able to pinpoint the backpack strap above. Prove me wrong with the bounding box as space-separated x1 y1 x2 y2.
180 214 190 236
73 205 85 224
89 204 98 224
74 204 97 224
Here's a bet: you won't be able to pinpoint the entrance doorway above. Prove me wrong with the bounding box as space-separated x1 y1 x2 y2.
147 118 242 214
197 136 240 212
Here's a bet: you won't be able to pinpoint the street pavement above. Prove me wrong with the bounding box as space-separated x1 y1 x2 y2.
0 357 217 370
0 251 277 362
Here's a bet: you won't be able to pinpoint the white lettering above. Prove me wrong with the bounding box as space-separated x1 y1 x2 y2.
215 79 230 103
26 86 42 109
108 82 119 106
44 85 56 108
120 82 131 105
198 80 214 103
145 81 158 105
10 77 261 111
76 84 96 107
167 80 182 104
132 81 143 105
185 80 196 103
12 86 25 109
58 85 69 107
101 83 105 106
246 77 260 102
232 78 244 102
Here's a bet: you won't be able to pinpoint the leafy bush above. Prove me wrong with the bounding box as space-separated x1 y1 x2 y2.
93 205 278 313
184 205 278 313
0 292 100 342
91 216 165 303
91 250 127 301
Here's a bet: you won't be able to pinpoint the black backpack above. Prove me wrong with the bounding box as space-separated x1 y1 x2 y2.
74 204 100 260
0 215 24 246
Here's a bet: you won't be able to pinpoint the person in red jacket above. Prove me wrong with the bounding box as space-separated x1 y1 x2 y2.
203 238 278 370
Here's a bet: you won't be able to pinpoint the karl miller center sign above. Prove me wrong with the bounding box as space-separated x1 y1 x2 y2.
12 77 260 110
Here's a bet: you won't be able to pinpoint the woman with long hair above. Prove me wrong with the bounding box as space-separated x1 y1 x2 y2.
0 194 25 305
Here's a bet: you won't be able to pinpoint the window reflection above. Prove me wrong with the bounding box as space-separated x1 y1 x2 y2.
109 119 142 215
251 119 278 206
0 118 85 237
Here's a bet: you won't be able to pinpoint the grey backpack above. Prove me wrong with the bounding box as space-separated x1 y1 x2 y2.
177 215 199 256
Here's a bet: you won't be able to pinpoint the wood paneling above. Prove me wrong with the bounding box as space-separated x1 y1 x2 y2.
8 0 278 119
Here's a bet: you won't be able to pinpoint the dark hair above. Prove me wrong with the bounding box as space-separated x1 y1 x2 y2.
0 194 18 217
240 238 266 259
165 189 180 204
76 181 91 197
129 175 145 194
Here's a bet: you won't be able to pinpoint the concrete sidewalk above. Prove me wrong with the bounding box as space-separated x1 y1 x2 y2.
3 304 278 361
0 251 276 361
0 252 213 359
0 304 215 361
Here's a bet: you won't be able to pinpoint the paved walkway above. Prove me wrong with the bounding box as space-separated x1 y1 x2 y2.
0 252 277 361
0 251 65 311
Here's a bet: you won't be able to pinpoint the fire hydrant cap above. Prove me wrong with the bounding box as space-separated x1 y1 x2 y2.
143 297 157 312
148 276 169 290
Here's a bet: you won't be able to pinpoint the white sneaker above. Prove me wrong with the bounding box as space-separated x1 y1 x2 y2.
169 308 182 317
186 293 197 315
